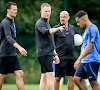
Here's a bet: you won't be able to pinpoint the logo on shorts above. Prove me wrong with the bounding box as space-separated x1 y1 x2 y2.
89 76 93 79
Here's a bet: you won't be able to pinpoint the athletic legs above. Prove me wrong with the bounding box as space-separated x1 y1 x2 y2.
67 76 75 90
39 73 47 90
0 74 7 90
54 77 61 90
40 72 54 90
74 76 88 90
14 70 24 90
46 72 54 90
90 80 99 90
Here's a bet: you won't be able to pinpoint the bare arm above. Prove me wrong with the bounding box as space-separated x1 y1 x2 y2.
53 50 60 64
74 42 93 69
13 42 27 56
78 42 93 61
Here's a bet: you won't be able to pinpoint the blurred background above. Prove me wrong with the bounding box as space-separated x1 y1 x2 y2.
0 0 100 84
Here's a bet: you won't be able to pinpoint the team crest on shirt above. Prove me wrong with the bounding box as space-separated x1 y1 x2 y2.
66 32 69 34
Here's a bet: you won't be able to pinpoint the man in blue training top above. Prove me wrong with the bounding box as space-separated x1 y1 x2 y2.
74 10 100 90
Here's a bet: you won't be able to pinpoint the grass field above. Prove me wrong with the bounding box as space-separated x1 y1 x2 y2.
2 84 92 90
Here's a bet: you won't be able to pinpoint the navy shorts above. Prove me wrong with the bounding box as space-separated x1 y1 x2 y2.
38 55 53 73
55 59 76 77
74 62 99 81
0 56 22 75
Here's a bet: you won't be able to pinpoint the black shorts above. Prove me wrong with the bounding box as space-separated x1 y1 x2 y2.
38 55 53 73
0 56 22 75
74 62 99 81
55 59 76 77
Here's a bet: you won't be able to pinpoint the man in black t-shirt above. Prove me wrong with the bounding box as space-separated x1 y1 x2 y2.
0 2 27 90
35 3 64 90
54 11 79 90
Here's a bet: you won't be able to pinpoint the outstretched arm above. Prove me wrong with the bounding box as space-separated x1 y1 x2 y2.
49 26 64 34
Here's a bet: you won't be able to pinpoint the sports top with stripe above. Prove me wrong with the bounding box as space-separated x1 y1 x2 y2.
0 16 17 57
81 23 100 63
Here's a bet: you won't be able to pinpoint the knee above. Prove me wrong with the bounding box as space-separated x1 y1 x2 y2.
49 73 54 81
15 70 24 78
74 76 77 82
69 76 74 81
19 71 24 77
55 77 61 83
74 76 79 84
90 80 98 88
50 72 54 77
41 74 46 80
46 72 54 79
0 74 7 80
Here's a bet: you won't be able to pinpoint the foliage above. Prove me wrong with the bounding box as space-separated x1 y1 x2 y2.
4 36 41 84
0 0 63 35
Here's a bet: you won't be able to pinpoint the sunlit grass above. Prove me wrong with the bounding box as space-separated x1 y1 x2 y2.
2 84 93 90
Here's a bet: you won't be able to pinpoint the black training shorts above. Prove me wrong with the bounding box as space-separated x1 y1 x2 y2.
55 58 76 77
38 55 53 73
0 56 22 75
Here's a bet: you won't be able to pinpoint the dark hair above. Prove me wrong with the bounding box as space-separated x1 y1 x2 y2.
75 10 88 18
6 2 17 12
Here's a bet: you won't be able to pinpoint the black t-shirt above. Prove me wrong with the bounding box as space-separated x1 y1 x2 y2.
54 24 79 59
35 17 55 57
0 16 17 57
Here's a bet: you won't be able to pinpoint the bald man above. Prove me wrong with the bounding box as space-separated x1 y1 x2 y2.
53 11 79 90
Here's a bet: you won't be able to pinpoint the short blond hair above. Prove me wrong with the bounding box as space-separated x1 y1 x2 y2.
41 3 51 10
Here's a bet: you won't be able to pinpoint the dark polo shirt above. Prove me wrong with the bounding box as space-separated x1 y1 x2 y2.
35 17 55 57
54 24 79 59
0 16 17 57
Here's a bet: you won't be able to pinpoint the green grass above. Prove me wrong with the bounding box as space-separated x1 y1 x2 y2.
2 84 39 90
2 84 92 90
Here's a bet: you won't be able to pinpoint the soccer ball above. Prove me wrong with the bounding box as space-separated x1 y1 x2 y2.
74 34 83 46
